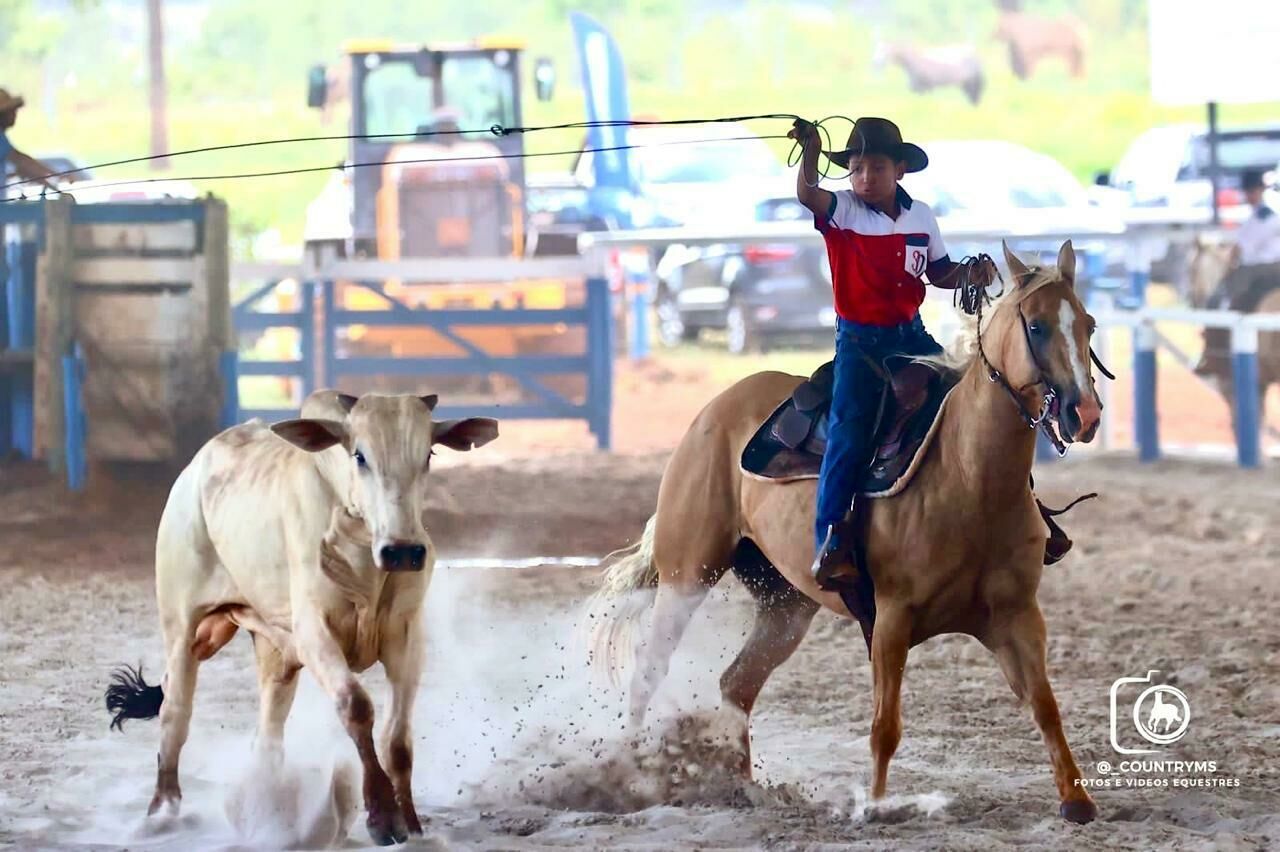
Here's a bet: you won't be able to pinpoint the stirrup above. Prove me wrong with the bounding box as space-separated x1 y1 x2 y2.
812 520 859 590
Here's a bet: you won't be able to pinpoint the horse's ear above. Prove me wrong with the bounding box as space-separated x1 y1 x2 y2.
1002 240 1031 286
1057 239 1076 285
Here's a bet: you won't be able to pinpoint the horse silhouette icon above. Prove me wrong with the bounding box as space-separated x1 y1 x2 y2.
1144 689 1183 734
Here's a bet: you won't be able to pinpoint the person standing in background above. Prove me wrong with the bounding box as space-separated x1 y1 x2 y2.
0 89 59 198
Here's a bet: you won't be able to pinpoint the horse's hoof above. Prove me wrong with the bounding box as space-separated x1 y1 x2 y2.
1060 797 1097 824
367 810 410 846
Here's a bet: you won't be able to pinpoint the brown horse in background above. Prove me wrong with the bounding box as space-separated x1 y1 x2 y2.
1187 236 1280 431
590 241 1102 824
995 10 1086 79
872 40 986 105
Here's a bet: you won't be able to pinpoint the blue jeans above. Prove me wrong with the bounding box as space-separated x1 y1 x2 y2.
815 315 943 552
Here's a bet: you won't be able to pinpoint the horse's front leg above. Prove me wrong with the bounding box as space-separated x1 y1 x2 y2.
379 615 425 836
987 604 1096 824
869 604 911 799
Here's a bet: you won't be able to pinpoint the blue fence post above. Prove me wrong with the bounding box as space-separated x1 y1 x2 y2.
301 280 317 397
1134 320 1160 462
320 280 335 392
1231 323 1261 469
1125 240 1150 308
586 276 613 450
0 230 11 457
61 345 86 492
7 237 36 457
219 350 240 430
628 269 649 361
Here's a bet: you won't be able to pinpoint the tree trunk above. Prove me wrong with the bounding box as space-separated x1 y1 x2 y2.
147 0 169 171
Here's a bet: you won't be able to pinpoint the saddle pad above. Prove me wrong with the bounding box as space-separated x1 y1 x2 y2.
740 377 958 499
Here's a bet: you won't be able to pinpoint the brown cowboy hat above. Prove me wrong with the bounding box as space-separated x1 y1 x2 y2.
0 88 25 113
823 116 928 173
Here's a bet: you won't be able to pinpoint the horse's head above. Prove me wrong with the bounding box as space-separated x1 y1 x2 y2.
1187 235 1237 308
985 240 1103 445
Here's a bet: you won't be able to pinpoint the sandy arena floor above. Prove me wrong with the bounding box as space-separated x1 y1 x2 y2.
1 351 1278 850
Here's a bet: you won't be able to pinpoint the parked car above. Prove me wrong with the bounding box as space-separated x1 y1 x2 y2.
655 197 830 353
900 139 1125 299
1101 122 1280 211
1097 122 1280 282
66 177 200 203
5 154 196 203
3 154 93 198
572 121 794 229
657 139 1122 353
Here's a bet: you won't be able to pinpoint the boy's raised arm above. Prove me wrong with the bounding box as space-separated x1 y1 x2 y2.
788 120 834 220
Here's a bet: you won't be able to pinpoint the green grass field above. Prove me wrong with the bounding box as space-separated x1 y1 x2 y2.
3 2 1277 251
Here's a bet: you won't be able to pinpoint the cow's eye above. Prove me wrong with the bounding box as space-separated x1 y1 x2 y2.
354 449 367 468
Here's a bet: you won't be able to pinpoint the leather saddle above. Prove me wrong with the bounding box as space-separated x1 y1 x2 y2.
741 358 958 496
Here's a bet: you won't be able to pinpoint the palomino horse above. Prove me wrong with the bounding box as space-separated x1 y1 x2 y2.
995 10 1086 80
872 41 985 105
1186 237 1280 430
591 241 1102 823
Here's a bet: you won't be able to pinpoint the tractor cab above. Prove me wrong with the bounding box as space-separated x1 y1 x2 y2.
304 39 555 259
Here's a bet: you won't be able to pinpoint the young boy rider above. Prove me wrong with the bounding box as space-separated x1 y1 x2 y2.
788 116 1001 589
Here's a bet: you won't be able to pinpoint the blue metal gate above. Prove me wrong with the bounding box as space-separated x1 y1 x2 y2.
228 273 614 449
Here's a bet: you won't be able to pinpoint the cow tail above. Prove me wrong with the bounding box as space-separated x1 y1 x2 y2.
105 664 164 731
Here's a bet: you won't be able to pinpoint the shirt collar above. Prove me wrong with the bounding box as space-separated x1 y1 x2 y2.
865 184 913 216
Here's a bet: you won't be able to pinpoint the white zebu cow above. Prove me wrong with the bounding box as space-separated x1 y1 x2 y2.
105 391 498 845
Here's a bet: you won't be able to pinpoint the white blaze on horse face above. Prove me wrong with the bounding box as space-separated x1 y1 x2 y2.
1058 300 1089 393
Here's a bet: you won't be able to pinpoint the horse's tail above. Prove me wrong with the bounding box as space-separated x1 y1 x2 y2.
105 664 164 731
584 514 659 686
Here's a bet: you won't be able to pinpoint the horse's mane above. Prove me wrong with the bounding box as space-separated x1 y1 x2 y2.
915 266 1064 376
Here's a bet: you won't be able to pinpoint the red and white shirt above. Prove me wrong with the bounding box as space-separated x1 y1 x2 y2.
815 186 948 326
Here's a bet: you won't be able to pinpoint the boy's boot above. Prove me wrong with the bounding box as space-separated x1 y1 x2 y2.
812 506 863 590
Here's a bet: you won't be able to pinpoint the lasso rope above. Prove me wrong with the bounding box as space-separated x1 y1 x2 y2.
2 112 858 200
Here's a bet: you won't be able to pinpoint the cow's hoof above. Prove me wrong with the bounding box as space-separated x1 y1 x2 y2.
367 810 410 846
1060 797 1097 824
403 806 424 835
147 785 181 817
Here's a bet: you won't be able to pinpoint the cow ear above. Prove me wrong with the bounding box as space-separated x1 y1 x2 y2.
1002 240 1031 286
432 417 499 451
419 394 439 412
272 418 348 452
336 394 358 414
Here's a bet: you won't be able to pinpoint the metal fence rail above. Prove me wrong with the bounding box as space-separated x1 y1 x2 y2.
225 258 614 448
582 221 1276 468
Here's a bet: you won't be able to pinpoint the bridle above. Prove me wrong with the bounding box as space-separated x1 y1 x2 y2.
957 255 1115 457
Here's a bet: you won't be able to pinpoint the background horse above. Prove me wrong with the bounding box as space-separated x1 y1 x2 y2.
872 40 985 105
591 241 1102 824
1187 236 1280 432
995 10 1087 80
